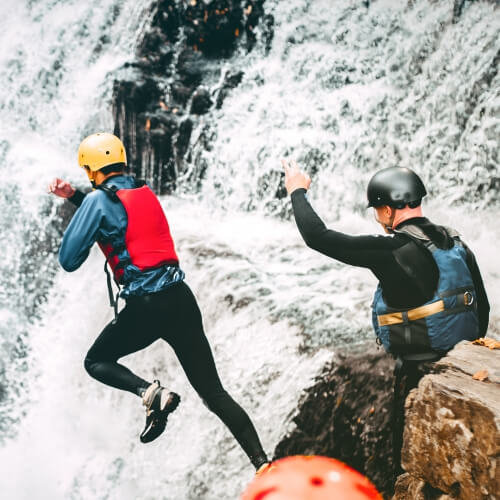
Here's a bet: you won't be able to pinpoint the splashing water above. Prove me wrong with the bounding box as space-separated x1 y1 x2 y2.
0 0 498 499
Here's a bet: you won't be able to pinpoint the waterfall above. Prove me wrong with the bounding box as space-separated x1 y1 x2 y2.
0 0 498 498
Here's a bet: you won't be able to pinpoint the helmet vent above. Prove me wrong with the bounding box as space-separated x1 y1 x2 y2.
310 477 323 486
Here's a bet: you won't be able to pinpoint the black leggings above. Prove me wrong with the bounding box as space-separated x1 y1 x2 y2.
84 281 267 469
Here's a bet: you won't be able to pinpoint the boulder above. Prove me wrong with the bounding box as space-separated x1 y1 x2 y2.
190 88 213 115
394 341 500 500
215 70 244 108
274 348 398 496
393 473 453 500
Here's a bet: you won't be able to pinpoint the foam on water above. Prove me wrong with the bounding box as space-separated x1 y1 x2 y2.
0 0 498 498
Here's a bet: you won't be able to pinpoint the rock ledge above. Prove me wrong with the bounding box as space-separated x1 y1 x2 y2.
394 341 500 500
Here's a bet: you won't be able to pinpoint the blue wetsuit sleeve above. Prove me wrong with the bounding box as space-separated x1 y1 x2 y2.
59 194 103 272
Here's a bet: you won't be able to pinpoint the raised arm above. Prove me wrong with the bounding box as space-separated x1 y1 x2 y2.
282 159 396 269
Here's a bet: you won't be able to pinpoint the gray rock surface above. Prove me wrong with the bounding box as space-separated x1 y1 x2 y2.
394 341 500 500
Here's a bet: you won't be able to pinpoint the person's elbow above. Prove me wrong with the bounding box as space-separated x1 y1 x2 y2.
299 230 323 251
58 252 81 272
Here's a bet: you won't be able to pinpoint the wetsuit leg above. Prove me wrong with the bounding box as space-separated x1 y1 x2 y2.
84 301 158 396
148 282 268 468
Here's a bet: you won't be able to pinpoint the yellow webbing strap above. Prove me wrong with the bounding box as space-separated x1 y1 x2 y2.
377 300 445 326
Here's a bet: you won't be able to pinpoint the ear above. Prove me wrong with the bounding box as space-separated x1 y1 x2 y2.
381 205 392 218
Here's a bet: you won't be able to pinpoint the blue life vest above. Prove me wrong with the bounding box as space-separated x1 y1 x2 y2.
372 225 479 359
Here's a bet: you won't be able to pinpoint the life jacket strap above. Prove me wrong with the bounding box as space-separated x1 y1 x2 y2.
378 289 475 327
103 259 120 323
96 183 119 201
378 300 445 326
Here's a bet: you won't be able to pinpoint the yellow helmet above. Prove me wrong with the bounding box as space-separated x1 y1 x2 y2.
78 132 127 172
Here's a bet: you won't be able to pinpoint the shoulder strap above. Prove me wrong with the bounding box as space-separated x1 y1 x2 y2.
393 224 437 252
95 183 123 323
96 183 119 201
392 224 429 242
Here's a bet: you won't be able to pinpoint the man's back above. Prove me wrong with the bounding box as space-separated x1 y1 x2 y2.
58 174 184 299
290 188 489 337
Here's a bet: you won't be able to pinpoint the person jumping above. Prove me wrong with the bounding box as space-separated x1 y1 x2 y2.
48 132 269 471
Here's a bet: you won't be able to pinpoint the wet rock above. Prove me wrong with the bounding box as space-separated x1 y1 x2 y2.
184 0 243 57
393 473 451 500
215 70 244 108
176 118 194 157
113 78 162 113
260 13 275 54
177 47 206 87
149 110 179 135
147 0 182 45
112 0 273 193
395 341 500 500
190 88 213 115
274 347 398 496
171 81 194 106
139 27 168 55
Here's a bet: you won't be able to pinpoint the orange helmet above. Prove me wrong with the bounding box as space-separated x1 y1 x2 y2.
241 456 382 500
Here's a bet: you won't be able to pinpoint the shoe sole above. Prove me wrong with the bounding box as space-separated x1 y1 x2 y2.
140 392 181 444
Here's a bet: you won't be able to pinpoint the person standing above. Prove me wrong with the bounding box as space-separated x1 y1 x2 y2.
49 132 269 471
282 158 489 471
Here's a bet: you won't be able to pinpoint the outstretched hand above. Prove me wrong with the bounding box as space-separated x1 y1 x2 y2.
48 178 76 199
282 158 311 195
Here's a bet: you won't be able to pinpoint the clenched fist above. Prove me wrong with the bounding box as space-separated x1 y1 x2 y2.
48 178 76 199
281 158 311 195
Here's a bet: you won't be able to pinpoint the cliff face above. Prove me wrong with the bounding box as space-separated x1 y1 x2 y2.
273 348 401 496
394 341 500 500
112 0 274 193
274 341 500 499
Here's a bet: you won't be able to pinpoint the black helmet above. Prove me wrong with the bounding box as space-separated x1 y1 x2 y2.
367 167 427 209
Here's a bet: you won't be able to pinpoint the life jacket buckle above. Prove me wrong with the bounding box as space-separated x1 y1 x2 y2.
464 291 474 306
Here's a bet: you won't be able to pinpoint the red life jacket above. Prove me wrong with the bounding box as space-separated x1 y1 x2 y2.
98 184 179 283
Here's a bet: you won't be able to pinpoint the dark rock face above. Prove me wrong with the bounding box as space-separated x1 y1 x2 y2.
274 348 398 497
215 70 244 108
113 0 274 193
190 88 213 115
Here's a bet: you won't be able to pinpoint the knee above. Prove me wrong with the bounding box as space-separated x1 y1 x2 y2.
84 353 103 379
84 355 96 376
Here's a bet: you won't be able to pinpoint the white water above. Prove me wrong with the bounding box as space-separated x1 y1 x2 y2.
0 0 499 499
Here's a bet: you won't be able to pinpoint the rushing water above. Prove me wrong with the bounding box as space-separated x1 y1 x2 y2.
0 0 499 499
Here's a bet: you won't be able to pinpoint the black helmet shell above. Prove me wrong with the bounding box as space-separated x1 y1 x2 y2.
367 167 427 209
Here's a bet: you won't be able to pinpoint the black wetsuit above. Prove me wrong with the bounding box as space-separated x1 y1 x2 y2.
290 188 490 476
68 191 268 469
290 189 489 334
